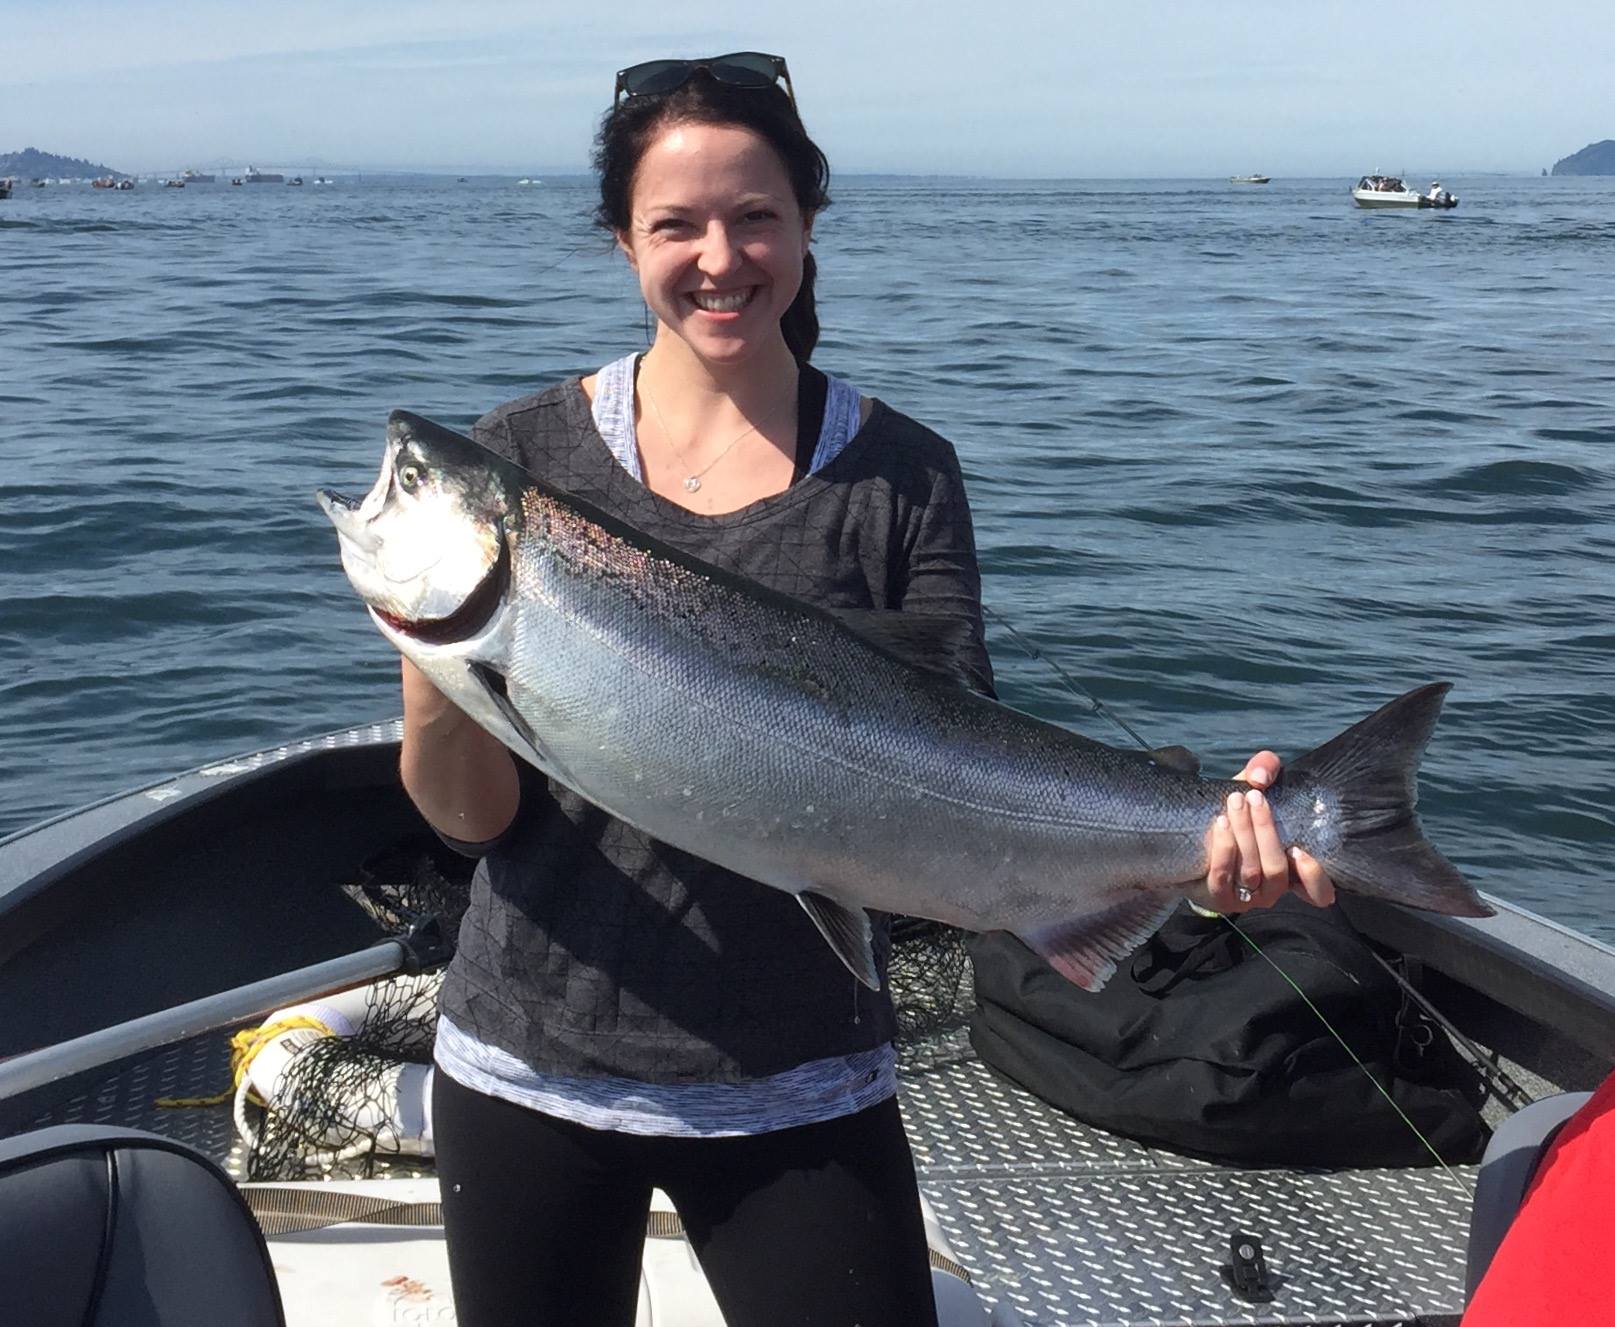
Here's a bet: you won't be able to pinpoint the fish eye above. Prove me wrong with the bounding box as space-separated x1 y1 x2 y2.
398 461 426 491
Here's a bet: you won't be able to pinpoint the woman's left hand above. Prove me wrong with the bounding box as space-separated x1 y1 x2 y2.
1201 751 1336 913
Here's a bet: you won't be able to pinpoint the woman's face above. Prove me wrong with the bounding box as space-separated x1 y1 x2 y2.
618 121 810 369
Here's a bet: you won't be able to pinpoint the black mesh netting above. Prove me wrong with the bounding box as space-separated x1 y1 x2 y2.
340 836 475 940
243 842 974 1178
244 972 441 1180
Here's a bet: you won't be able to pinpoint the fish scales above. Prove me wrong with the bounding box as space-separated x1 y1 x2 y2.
509 488 1236 926
318 412 1493 991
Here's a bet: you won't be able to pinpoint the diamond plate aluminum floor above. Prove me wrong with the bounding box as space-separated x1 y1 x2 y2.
22 1028 1469 1326
899 1036 1471 1326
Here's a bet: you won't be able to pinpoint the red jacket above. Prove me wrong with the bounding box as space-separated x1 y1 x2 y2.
1463 1072 1615 1325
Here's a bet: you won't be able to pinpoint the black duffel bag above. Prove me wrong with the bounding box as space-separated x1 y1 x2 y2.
968 897 1489 1167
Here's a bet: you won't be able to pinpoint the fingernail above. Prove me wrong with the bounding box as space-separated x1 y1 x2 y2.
1245 789 1264 809
1288 845 1303 860
1248 768 1270 787
1226 792 1242 813
1216 814 1229 831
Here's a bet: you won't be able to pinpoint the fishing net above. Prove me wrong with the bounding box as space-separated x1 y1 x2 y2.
340 835 474 940
245 843 976 1177
243 971 442 1181
239 840 471 1180
888 917 975 1070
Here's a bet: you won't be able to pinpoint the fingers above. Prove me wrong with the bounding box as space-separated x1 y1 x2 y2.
1288 846 1336 908
1200 749 1340 914
1202 811 1241 911
1226 788 1289 904
1235 749 1282 790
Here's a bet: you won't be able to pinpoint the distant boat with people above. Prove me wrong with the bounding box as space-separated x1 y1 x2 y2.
1352 174 1459 209
1230 174 1271 184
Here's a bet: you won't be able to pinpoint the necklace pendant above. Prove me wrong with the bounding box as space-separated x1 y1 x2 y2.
683 475 702 493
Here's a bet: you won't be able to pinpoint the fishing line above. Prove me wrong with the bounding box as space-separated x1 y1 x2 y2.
1221 915 1474 1197
987 600 1494 1179
530 235 604 280
982 604 1153 750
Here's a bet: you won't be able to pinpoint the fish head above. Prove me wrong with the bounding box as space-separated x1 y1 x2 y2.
317 410 513 644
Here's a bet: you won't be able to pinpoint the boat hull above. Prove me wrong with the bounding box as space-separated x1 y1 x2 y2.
1353 189 1424 208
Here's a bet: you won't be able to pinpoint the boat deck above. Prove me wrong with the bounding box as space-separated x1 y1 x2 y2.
17 1022 1470 1325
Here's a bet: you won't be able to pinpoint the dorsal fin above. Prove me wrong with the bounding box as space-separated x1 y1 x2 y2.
1147 744 1201 777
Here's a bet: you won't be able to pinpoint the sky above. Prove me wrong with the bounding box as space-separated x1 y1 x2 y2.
2 0 1611 177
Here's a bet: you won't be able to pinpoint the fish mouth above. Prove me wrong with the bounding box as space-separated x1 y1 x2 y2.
318 487 359 515
374 534 510 645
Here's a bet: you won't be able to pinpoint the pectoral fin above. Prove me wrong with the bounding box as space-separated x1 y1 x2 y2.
797 891 882 991
404 650 551 774
1016 895 1179 991
467 663 541 760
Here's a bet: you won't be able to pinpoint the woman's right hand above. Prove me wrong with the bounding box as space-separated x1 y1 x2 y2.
399 658 520 842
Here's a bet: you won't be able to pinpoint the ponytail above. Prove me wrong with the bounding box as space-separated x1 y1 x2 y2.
782 250 820 362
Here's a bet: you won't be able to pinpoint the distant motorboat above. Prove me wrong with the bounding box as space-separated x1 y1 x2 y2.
287 176 304 186
163 179 185 189
312 176 334 186
516 177 540 186
0 178 11 200
1230 174 1271 184
1352 174 1458 209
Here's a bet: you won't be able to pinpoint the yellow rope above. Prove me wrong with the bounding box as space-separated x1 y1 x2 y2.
157 1015 336 1108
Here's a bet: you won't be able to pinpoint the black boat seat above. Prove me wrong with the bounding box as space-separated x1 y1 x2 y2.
1465 1090 1593 1301
0 1124 284 1327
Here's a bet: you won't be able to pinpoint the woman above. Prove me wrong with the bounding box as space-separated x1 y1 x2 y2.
403 53 1333 1326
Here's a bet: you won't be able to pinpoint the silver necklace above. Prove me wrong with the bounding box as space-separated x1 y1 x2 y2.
639 380 789 493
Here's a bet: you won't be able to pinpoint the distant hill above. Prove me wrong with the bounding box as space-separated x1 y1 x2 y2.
1550 140 1615 176
0 146 124 179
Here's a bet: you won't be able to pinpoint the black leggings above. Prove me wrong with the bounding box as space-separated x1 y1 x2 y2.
432 1070 940 1327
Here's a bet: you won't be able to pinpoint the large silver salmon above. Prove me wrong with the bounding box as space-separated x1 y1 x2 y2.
318 412 1491 991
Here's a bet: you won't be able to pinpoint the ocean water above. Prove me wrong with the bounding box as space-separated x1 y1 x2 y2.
2 175 1612 938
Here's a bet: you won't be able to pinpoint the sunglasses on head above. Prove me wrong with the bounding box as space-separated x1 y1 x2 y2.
614 52 795 108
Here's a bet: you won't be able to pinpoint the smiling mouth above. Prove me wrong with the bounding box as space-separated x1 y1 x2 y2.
375 537 510 645
689 289 755 313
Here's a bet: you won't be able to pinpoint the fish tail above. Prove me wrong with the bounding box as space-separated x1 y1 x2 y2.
1287 682 1492 918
